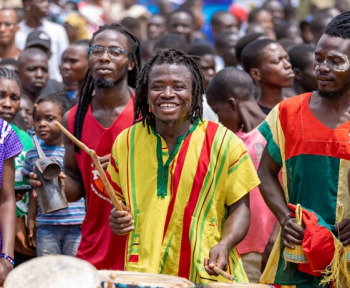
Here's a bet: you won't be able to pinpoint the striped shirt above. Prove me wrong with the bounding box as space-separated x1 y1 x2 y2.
106 119 260 285
259 93 350 287
22 144 85 226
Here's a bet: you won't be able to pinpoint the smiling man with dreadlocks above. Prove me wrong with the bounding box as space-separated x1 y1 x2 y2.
29 23 141 270
106 48 259 284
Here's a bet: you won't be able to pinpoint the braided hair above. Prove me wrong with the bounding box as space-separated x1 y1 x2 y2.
0 67 21 87
134 48 204 130
74 23 141 153
325 11 350 39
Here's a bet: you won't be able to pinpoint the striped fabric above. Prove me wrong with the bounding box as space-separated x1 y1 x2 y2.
259 93 350 288
22 144 85 226
106 119 260 285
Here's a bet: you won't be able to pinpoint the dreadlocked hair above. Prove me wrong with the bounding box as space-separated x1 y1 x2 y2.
134 48 204 131
74 23 141 153
325 11 350 39
0 67 21 88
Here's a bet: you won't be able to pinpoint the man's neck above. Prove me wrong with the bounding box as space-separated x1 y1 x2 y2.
0 42 20 59
93 82 131 110
258 85 284 108
25 16 44 29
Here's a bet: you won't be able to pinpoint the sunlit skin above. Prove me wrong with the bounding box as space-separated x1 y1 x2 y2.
167 12 193 43
0 78 20 123
199 54 216 90
147 63 193 137
147 15 166 40
314 34 350 98
33 101 63 146
60 45 88 86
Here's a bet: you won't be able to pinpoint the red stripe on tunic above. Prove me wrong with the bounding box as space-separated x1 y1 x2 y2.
178 122 218 279
228 150 248 170
106 171 122 193
162 133 193 240
110 157 119 173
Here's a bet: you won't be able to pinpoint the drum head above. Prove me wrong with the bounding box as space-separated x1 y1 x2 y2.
99 270 196 287
4 255 100 288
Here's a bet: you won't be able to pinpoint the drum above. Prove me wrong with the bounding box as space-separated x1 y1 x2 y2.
98 270 197 288
206 284 272 288
4 255 100 288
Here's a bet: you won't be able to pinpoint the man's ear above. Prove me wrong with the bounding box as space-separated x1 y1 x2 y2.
250 68 261 82
128 58 135 71
293 67 302 81
227 97 238 111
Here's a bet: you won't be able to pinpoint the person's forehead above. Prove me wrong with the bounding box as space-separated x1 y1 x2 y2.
200 54 215 66
66 45 88 57
0 10 17 21
219 14 237 26
149 63 192 80
316 34 350 54
92 30 129 50
148 15 165 25
170 12 192 24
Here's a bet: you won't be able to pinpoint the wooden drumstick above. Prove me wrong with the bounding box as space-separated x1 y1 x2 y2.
213 266 234 283
54 121 123 211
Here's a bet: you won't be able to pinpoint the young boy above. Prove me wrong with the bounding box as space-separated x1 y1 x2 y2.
206 67 277 283
22 93 85 256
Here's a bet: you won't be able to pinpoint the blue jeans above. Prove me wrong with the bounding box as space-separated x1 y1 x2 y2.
36 225 81 257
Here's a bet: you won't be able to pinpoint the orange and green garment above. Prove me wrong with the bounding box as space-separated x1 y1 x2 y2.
106 119 260 285
258 93 350 288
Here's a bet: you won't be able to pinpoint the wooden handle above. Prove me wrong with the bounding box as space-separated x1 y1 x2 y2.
54 121 123 211
213 266 234 282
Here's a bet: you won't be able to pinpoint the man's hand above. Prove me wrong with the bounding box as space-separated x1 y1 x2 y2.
98 154 111 171
204 243 229 276
109 202 134 235
335 219 350 246
282 216 304 249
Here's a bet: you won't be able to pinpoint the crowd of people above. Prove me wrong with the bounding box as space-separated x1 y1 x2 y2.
1 0 350 287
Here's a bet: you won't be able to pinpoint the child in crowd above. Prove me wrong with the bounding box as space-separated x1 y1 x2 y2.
0 118 22 285
23 93 85 256
207 67 277 283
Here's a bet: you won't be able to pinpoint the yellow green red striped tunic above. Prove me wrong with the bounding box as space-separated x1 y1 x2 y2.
106 119 260 285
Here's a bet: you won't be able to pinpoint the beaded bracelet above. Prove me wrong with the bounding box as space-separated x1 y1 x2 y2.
0 253 15 266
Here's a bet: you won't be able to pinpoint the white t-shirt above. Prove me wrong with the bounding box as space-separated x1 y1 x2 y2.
16 19 69 82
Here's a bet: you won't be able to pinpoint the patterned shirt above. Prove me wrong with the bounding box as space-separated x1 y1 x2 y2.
0 119 23 189
106 120 260 285
258 93 350 287
22 144 85 226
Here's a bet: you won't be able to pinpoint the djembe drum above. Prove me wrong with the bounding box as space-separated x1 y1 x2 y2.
4 255 100 288
98 270 198 288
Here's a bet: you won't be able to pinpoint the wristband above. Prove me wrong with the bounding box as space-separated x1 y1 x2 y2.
0 253 15 266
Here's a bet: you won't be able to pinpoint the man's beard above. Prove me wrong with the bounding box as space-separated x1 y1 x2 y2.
161 120 177 128
95 78 115 88
318 89 344 99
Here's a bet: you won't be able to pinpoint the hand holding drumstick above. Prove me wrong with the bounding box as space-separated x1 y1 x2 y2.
54 121 123 211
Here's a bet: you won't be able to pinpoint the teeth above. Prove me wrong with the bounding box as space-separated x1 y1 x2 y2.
160 103 177 108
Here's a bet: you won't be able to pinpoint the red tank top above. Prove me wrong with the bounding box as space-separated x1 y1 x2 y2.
68 97 134 269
